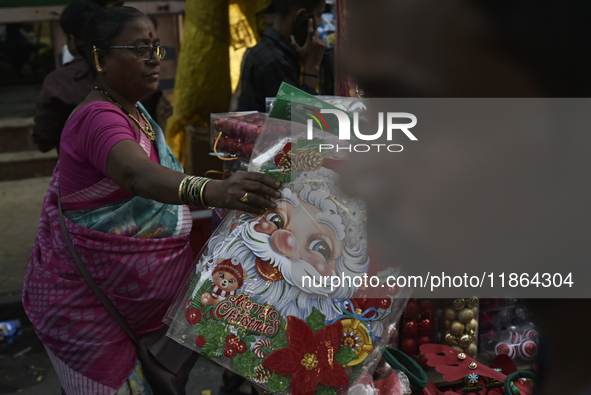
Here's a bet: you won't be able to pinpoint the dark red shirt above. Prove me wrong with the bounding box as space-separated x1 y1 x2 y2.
31 56 94 153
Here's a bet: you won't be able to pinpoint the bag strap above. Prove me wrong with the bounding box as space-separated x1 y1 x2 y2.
57 187 140 345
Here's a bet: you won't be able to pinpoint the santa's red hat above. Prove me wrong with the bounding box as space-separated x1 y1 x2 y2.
213 258 245 288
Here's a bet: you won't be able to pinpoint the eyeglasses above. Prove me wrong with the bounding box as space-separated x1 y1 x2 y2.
108 45 168 61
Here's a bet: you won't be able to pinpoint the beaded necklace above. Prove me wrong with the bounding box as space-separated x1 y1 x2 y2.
94 87 155 142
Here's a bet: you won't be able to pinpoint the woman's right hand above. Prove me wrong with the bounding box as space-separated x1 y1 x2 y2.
203 171 282 215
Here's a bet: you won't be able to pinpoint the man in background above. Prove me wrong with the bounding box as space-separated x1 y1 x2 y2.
237 0 326 112
31 0 101 153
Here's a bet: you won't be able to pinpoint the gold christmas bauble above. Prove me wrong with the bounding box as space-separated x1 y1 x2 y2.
466 342 478 357
459 334 471 348
466 297 479 308
465 318 478 331
443 319 451 329
444 333 457 345
452 299 465 310
444 308 457 321
450 320 465 336
458 308 475 323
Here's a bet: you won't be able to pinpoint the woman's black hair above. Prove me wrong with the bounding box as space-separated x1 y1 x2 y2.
79 5 150 78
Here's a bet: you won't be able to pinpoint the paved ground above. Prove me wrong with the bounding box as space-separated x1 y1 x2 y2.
0 176 231 394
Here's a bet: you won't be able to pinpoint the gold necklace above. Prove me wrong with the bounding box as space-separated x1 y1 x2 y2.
94 87 155 142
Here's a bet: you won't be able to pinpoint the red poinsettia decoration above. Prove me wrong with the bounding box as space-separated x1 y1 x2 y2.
274 142 292 172
262 316 348 395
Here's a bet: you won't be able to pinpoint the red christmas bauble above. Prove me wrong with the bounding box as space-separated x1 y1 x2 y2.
186 308 201 324
352 298 380 312
400 338 419 356
417 335 433 346
224 346 237 358
385 282 399 295
418 318 434 334
523 329 539 343
402 321 418 337
518 340 538 361
379 298 392 309
236 341 247 354
225 334 238 346
419 299 433 314
495 342 516 359
405 300 419 319
195 335 206 348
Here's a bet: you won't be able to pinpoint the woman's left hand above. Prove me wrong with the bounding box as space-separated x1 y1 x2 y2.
203 171 281 215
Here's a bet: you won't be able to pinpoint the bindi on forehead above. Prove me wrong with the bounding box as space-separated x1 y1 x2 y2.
149 32 153 38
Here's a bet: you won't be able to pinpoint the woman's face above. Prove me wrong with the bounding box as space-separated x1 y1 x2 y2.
102 17 160 101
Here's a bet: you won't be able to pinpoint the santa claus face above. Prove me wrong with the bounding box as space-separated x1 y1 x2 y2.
214 271 240 292
253 199 343 277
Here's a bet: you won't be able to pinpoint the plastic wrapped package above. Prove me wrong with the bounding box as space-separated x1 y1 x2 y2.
479 323 539 362
478 299 538 362
167 98 410 394
266 95 367 117
438 298 479 358
210 112 268 161
398 299 438 367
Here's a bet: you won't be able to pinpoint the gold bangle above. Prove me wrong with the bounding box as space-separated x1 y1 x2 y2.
178 175 190 204
199 178 212 208
178 176 212 208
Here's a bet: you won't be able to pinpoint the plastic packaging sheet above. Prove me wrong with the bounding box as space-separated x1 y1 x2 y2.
166 92 410 395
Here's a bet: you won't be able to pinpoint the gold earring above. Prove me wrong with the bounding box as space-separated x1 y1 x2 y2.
93 45 103 73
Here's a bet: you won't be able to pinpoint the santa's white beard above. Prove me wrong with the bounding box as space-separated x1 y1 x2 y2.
199 218 370 321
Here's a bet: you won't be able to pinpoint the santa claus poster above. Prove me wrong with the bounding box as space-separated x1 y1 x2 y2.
166 100 408 395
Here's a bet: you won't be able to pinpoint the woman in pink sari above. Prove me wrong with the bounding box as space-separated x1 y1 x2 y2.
22 6 280 395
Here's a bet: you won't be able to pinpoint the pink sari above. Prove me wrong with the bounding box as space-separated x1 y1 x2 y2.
23 107 193 394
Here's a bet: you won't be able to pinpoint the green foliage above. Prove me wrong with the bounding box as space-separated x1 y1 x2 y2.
269 317 289 350
259 346 274 356
306 307 326 334
349 364 363 385
334 346 357 366
201 342 224 358
191 279 214 311
268 373 291 392
315 384 337 395
232 350 258 377
270 328 289 350
195 317 227 345
241 335 256 348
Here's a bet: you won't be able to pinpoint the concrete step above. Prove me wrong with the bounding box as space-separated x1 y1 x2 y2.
0 117 36 154
0 150 57 181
